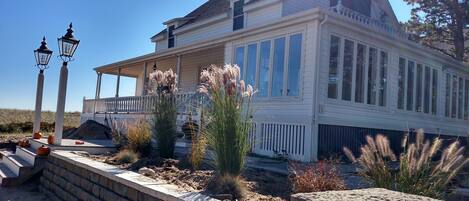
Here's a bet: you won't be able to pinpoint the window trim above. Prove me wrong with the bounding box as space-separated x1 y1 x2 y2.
232 31 305 101
167 25 176 48
326 33 390 110
233 0 245 31
443 70 469 121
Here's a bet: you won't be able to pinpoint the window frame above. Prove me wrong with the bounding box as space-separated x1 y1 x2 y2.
326 33 390 111
232 31 305 101
443 70 469 121
167 25 175 48
396 56 440 117
233 0 245 31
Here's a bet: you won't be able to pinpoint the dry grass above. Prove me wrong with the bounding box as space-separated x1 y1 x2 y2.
127 120 152 157
0 108 80 127
344 129 469 199
115 149 139 164
290 161 346 193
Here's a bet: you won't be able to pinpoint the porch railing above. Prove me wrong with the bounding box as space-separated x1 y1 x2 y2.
329 5 409 40
82 92 196 114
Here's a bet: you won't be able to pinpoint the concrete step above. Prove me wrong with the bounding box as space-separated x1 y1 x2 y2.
0 162 18 186
16 146 38 165
2 154 33 175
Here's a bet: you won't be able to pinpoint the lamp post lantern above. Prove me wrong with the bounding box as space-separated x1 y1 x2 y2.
54 23 80 145
33 37 53 135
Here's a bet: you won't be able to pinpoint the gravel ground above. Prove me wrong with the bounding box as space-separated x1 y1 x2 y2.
0 177 47 201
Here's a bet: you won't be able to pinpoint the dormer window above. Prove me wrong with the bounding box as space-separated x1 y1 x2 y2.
168 25 175 48
233 0 244 31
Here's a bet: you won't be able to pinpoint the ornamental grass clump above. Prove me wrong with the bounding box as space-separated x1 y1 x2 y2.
148 69 178 158
127 119 152 157
199 64 254 198
343 129 469 198
290 161 346 193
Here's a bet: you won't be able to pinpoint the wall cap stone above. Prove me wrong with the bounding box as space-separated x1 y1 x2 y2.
291 188 441 201
50 150 217 201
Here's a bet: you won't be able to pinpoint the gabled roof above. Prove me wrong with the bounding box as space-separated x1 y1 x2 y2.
151 0 230 40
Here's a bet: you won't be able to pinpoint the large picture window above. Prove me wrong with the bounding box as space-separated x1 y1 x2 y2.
445 73 468 120
397 57 438 115
234 33 303 98
327 35 388 107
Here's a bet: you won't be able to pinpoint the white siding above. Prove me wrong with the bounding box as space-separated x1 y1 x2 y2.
176 20 232 47
156 39 168 53
282 0 329 16
179 46 225 92
245 2 282 27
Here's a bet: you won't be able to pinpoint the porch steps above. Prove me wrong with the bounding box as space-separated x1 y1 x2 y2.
0 142 47 187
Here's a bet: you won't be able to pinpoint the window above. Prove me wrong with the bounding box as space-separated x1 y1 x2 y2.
235 47 245 78
416 64 423 112
397 58 438 115
258 41 271 97
406 61 415 111
451 75 458 118
233 0 244 31
287 34 302 96
465 79 469 120
342 40 354 101
355 43 366 103
432 69 438 115
445 74 468 120
328 36 340 99
378 51 388 106
327 35 388 107
272 37 286 97
398 58 406 109
367 48 378 105
246 44 257 87
445 74 451 117
234 33 303 98
168 25 175 48
424 66 431 114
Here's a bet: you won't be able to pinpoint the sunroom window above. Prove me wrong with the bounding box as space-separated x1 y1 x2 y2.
233 0 244 31
397 57 438 115
234 33 303 98
327 35 388 107
445 73 468 120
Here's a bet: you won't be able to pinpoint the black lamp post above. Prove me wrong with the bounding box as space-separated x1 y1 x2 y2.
54 23 80 145
32 37 53 134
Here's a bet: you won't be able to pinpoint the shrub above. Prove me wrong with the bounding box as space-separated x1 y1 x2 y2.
209 175 245 200
127 120 152 157
290 161 346 193
149 69 178 158
106 115 128 149
115 149 138 164
190 110 207 170
199 64 254 177
343 129 469 198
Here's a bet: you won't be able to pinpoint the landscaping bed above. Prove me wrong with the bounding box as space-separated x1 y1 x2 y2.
80 152 290 201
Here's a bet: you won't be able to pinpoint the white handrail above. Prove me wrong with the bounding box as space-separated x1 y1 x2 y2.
82 92 196 114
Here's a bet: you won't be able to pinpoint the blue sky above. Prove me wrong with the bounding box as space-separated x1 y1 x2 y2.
0 0 412 112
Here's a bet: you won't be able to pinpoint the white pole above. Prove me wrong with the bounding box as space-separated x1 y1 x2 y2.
54 62 69 145
33 70 45 134
93 72 102 119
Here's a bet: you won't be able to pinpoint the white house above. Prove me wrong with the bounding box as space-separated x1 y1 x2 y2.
81 0 469 162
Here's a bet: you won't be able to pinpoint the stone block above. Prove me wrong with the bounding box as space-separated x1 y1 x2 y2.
126 187 138 201
81 178 93 192
92 184 101 197
112 181 128 197
90 172 100 183
100 187 120 201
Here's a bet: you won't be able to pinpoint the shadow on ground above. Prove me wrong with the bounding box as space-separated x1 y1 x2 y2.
0 175 46 201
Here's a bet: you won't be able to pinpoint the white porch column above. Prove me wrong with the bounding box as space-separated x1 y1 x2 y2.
116 68 121 97
93 72 102 119
54 62 69 145
33 70 45 134
142 62 148 95
176 55 181 87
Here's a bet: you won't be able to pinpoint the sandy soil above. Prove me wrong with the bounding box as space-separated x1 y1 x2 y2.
85 153 290 200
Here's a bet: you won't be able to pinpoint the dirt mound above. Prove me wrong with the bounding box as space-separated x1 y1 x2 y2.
64 120 111 140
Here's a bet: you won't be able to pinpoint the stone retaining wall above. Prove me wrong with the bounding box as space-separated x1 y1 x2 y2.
39 151 214 201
